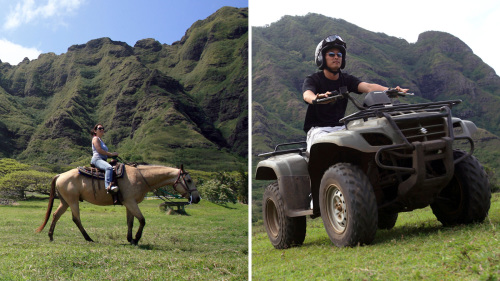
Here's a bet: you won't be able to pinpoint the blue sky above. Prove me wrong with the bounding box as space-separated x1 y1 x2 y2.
0 0 248 65
251 0 500 75
1 0 498 75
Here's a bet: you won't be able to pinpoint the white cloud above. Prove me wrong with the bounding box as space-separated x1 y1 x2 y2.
0 39 41 65
3 0 84 30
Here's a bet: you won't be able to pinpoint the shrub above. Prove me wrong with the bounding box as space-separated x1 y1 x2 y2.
198 170 248 204
198 179 238 204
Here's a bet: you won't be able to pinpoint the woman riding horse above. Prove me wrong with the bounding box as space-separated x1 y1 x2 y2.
91 123 119 195
36 164 200 245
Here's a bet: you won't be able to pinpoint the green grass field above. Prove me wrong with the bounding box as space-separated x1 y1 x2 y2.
252 193 500 280
0 198 248 280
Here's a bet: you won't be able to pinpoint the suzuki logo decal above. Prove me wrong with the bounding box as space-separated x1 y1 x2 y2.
420 127 428 134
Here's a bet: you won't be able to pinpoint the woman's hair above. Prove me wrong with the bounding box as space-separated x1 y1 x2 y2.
91 123 103 136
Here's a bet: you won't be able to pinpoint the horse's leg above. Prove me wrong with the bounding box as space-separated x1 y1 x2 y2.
69 202 94 242
48 200 69 241
124 203 146 245
126 209 134 243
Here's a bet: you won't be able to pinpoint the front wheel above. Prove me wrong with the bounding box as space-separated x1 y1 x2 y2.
431 150 491 226
263 182 306 249
319 163 378 247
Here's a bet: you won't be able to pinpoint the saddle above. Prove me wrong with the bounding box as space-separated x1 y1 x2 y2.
77 162 125 205
77 162 125 179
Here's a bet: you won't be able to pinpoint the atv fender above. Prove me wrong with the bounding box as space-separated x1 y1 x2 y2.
256 153 312 217
310 121 397 155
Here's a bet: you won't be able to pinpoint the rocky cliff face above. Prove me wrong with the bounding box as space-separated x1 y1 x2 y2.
0 6 248 171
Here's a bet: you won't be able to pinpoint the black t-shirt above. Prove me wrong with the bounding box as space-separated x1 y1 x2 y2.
302 71 362 132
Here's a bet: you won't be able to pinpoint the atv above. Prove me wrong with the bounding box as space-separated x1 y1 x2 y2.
255 87 491 249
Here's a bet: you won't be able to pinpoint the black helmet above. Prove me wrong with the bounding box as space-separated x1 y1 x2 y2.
315 35 347 70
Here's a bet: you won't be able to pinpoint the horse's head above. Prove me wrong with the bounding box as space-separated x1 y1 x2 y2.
173 165 200 204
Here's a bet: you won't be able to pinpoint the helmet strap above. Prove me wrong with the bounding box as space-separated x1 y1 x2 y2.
325 66 341 75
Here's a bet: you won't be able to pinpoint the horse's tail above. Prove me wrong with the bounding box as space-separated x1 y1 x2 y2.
36 174 59 233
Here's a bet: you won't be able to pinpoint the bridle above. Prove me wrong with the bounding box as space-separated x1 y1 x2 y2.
172 168 197 199
134 164 197 202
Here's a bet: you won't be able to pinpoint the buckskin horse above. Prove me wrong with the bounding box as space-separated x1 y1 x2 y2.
36 164 200 245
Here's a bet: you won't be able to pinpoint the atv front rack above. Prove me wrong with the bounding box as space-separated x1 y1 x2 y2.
341 99 474 158
341 99 463 128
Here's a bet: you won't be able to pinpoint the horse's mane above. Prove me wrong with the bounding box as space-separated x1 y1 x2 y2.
117 157 181 171
125 162 178 170
123 161 149 167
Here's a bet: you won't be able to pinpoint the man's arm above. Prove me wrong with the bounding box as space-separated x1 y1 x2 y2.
303 90 318 104
358 82 388 93
358 82 408 94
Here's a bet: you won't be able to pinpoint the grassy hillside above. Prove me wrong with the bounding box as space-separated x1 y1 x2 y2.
0 6 248 172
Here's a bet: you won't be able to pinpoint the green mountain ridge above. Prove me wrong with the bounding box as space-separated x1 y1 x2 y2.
252 13 500 172
0 6 248 172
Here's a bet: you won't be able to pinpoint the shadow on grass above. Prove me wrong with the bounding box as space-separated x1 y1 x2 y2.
214 203 238 210
115 242 163 251
117 242 193 252
137 244 158 250
375 224 445 244
300 221 484 248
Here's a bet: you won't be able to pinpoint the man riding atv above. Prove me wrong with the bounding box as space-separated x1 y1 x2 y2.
303 34 408 217
256 34 491 249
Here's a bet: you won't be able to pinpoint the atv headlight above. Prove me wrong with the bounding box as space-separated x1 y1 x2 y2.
453 120 477 137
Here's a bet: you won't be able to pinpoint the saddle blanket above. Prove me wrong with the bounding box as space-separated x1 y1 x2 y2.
77 163 125 179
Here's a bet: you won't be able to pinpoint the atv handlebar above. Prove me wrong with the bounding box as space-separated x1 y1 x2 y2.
315 87 414 110
314 86 349 104
313 91 344 104
385 87 414 98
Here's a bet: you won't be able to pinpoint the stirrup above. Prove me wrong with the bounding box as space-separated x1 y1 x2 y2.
107 185 119 194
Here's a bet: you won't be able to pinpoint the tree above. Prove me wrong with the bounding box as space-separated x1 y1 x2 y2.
236 168 248 204
0 158 30 176
0 170 53 199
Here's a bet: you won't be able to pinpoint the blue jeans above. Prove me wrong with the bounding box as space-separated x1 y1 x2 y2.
91 158 113 188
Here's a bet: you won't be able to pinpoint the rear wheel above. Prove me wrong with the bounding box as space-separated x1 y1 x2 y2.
319 163 378 247
263 182 306 249
431 150 491 226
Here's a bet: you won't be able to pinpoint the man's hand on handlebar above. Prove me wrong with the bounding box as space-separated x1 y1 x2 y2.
386 86 412 98
394 86 408 93
313 91 340 104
